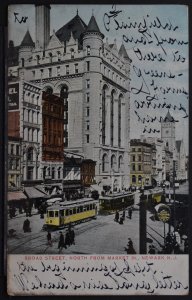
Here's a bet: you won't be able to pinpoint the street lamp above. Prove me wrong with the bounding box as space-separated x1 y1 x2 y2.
173 159 176 233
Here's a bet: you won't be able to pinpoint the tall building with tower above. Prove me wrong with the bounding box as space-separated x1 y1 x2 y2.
8 5 131 191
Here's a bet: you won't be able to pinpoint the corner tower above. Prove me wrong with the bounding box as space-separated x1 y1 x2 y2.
161 110 176 153
35 5 50 49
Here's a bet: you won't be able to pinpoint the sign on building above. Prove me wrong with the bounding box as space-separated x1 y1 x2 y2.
8 83 19 110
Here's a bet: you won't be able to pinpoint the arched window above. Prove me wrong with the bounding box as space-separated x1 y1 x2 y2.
60 85 68 99
118 95 122 147
166 141 169 147
118 156 123 171
58 167 61 179
45 86 53 95
111 91 115 146
111 155 116 171
102 154 108 172
43 167 46 179
52 167 55 179
102 86 107 145
132 175 136 184
138 175 142 184
27 147 33 161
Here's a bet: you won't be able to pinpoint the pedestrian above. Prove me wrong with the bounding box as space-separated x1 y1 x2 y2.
128 207 132 219
58 231 65 253
65 231 71 247
148 244 156 254
128 238 133 248
47 231 52 246
122 210 125 220
115 211 119 222
119 216 124 224
23 218 31 233
70 228 75 245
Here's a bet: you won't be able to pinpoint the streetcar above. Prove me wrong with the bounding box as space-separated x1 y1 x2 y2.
145 188 164 207
44 198 98 228
99 192 135 214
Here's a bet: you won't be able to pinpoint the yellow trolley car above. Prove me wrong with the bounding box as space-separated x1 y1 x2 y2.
45 198 98 228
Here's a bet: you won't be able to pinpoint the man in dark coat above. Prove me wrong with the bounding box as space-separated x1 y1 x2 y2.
58 232 65 253
115 211 119 222
70 228 75 245
128 207 132 219
47 231 52 246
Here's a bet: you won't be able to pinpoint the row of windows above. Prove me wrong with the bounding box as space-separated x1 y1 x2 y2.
24 109 40 124
101 64 125 85
9 144 20 156
132 164 142 171
131 155 142 162
48 203 96 218
131 147 142 152
9 158 20 170
43 166 62 179
102 154 124 172
23 92 40 105
24 127 40 143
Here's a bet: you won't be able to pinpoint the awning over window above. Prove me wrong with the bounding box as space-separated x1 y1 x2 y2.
8 191 27 201
24 187 46 199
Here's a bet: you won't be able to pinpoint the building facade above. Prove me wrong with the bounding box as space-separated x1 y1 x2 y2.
8 5 131 191
130 139 154 188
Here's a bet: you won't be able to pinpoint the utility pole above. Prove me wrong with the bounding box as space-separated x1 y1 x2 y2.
173 160 176 233
139 189 147 254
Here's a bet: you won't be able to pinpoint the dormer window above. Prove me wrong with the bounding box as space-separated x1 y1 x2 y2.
48 52 52 63
71 49 74 59
57 51 61 61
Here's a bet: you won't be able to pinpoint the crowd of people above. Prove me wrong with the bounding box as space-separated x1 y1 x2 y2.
46 226 76 253
115 207 133 225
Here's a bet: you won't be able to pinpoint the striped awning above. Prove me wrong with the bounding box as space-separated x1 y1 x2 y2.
8 191 27 201
24 187 46 199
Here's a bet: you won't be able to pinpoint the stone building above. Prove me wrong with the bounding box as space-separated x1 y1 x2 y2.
130 139 154 188
8 5 131 191
161 111 187 181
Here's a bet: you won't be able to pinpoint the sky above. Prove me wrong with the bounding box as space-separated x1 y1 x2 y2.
8 4 189 153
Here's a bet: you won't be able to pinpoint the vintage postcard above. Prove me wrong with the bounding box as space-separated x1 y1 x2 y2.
6 3 189 295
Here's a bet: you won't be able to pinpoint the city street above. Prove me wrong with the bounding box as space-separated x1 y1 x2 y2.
7 195 171 255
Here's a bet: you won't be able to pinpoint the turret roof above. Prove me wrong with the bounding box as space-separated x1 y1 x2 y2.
119 44 130 60
164 110 175 122
20 30 34 47
56 13 87 47
85 15 104 38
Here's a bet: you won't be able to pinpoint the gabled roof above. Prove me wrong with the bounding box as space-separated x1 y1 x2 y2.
164 110 175 122
119 43 130 60
20 30 34 47
56 13 87 48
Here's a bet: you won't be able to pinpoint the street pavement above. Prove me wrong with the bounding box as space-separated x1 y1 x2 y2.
7 195 172 255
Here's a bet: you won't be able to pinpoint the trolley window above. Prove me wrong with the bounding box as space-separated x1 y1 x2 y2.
69 210 73 215
90 204 93 210
73 208 76 214
93 203 95 209
49 211 54 217
60 210 64 217
77 207 80 213
80 206 83 212
55 211 59 217
65 209 69 216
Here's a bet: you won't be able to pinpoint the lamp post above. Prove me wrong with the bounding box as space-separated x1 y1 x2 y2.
173 159 176 233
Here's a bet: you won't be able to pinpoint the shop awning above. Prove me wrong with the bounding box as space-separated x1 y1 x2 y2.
24 187 46 199
8 191 27 201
